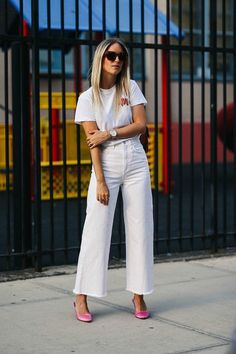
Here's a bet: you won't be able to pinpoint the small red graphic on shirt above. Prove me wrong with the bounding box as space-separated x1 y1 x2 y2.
120 97 129 106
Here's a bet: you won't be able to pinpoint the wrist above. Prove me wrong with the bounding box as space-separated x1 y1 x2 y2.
97 177 106 184
108 129 118 139
104 131 111 141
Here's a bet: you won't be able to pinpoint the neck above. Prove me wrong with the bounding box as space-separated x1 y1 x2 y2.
100 73 116 89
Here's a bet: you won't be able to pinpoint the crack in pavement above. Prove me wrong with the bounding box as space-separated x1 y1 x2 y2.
166 342 229 354
154 272 236 288
190 261 236 275
155 315 232 343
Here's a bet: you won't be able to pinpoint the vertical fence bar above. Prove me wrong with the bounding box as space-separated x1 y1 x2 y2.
116 0 123 260
102 0 106 39
153 0 159 255
189 0 194 249
166 0 171 252
129 0 133 76
177 0 183 251
88 0 92 77
115 0 120 38
222 0 227 247
32 0 42 271
209 0 218 252
12 42 22 268
11 1 31 268
47 0 55 264
19 0 26 269
19 0 23 36
75 0 82 250
201 0 206 246
141 0 145 94
11 0 30 269
140 0 146 265
233 0 236 241
20 22 31 269
4 0 11 269
60 0 69 263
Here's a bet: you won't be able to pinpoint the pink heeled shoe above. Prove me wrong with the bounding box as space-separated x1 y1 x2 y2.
132 298 150 319
73 302 93 323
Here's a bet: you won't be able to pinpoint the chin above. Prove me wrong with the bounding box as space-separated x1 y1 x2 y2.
112 69 121 74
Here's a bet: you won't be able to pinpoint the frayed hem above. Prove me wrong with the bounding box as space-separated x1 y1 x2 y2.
126 288 154 295
72 290 107 298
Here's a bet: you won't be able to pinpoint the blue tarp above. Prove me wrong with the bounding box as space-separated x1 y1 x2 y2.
9 0 183 38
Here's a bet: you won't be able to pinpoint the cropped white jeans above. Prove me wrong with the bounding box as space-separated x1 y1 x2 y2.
73 138 154 297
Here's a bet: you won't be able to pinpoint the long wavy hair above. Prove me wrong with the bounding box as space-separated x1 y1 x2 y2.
90 38 130 111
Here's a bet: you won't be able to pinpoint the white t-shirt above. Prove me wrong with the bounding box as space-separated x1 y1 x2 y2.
74 80 147 146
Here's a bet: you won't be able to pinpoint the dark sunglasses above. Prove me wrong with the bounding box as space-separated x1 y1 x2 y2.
104 51 126 62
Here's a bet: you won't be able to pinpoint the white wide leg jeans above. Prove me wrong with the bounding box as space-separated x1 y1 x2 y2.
73 138 154 297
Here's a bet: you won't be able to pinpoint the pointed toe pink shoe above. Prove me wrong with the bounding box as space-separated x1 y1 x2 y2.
134 310 150 319
132 299 150 319
73 302 93 323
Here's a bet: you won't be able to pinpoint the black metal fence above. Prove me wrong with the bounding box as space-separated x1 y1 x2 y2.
0 0 236 272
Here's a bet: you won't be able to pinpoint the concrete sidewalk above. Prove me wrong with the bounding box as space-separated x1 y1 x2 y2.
0 255 236 354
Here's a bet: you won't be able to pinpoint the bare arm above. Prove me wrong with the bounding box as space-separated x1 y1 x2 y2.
81 121 109 205
115 104 147 137
87 104 147 148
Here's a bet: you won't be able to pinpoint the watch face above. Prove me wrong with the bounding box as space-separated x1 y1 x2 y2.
110 129 117 137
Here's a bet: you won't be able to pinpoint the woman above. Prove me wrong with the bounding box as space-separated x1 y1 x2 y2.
73 38 154 322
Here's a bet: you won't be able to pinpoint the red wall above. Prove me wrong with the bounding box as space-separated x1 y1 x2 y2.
171 122 234 164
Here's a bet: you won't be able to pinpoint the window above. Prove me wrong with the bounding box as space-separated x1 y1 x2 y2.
119 33 145 81
39 49 74 75
170 0 234 80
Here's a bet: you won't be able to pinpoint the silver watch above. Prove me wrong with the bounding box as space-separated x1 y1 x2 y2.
109 129 117 139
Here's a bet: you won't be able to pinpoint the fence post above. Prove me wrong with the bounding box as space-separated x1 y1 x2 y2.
210 0 218 252
31 0 42 271
161 35 172 194
11 41 32 269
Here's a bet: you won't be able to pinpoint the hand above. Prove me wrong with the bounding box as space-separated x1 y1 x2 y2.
96 181 110 205
87 130 110 148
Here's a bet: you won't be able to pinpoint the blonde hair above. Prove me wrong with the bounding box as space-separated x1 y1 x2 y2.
90 38 130 110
